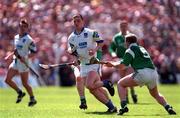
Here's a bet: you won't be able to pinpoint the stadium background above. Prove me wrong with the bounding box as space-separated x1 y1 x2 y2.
0 0 180 87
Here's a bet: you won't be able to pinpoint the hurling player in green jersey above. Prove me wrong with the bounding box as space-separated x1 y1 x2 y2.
106 34 176 115
109 21 137 103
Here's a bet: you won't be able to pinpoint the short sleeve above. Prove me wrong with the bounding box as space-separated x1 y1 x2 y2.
29 41 37 53
121 49 134 66
93 31 103 43
28 36 37 53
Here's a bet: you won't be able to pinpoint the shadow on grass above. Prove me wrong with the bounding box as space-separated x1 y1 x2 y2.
85 111 116 115
126 114 169 116
86 111 170 116
86 112 169 116
134 102 154 105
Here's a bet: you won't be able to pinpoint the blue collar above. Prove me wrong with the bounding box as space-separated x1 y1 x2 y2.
74 27 84 35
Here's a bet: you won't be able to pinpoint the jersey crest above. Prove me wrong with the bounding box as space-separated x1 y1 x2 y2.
84 33 88 38
22 38 26 43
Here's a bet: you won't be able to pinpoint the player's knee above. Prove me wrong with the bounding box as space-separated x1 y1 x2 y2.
89 88 96 94
150 93 156 99
86 84 94 90
155 93 164 100
86 81 96 90
76 77 83 82
87 71 97 79
118 79 124 87
22 82 29 88
150 91 160 99
5 78 10 84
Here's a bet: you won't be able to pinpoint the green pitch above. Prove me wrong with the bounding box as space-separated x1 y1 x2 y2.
0 85 179 118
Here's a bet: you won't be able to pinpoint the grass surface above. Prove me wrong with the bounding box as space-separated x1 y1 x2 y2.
0 85 179 118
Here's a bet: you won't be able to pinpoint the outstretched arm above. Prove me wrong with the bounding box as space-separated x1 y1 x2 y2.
109 41 117 58
4 51 14 61
106 49 133 68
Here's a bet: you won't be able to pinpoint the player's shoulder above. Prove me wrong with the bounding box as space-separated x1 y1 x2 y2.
84 27 93 32
14 34 19 39
86 28 100 38
23 34 34 43
83 28 100 39
68 32 76 42
84 28 99 34
112 32 121 41
125 47 135 58
129 43 139 53
26 34 33 40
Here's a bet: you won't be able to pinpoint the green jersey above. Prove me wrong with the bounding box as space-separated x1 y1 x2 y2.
121 43 155 70
109 32 127 58
96 49 102 60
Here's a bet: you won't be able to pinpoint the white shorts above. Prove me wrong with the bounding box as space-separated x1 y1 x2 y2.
72 65 80 78
9 59 29 72
133 68 158 89
80 64 101 77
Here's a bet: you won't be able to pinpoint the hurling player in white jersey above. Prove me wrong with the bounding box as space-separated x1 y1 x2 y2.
4 19 37 107
67 14 117 113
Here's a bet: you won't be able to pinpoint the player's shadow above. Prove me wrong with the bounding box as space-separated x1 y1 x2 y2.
86 111 170 116
85 111 116 115
126 114 168 116
134 102 154 105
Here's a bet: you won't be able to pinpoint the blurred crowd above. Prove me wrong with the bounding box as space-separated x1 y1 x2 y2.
0 0 180 86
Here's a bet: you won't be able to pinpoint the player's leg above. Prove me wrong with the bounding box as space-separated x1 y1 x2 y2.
146 69 176 115
86 69 115 96
117 73 138 115
20 71 37 106
148 86 176 115
76 76 87 109
98 87 109 99
97 87 117 113
130 87 137 103
125 67 138 104
118 65 129 103
5 68 20 91
5 68 26 103
86 71 116 113
88 76 109 101
89 88 117 113
74 66 87 109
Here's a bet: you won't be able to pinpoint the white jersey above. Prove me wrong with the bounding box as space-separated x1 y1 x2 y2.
9 33 37 72
68 28 103 65
14 33 37 58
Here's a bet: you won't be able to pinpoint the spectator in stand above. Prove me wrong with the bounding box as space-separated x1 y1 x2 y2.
0 0 180 85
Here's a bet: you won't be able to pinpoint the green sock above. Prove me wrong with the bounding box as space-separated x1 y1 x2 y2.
80 96 86 104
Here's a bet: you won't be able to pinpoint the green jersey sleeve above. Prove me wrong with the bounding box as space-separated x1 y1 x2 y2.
121 49 134 66
109 33 126 58
109 41 117 54
96 49 102 60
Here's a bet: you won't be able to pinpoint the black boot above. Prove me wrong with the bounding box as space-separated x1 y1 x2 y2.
165 105 176 115
16 92 26 103
28 97 37 107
